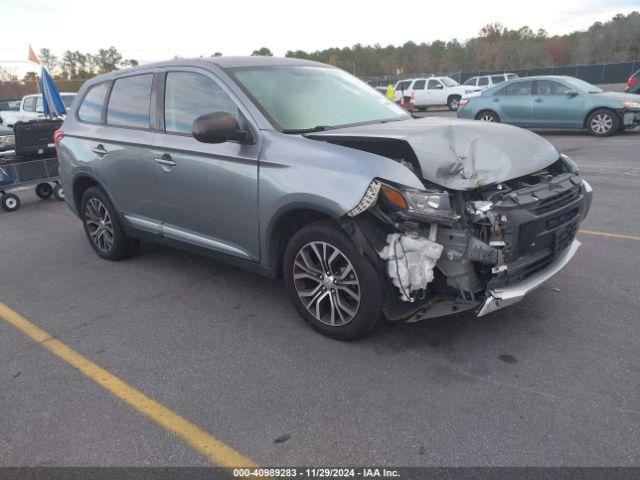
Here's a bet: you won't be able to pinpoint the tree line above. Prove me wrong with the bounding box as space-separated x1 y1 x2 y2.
282 12 640 76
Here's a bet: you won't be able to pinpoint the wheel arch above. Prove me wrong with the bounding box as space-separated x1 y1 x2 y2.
71 174 111 216
475 109 500 121
264 203 342 276
582 106 618 129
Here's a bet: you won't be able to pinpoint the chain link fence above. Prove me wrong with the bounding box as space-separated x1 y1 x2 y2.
361 60 640 87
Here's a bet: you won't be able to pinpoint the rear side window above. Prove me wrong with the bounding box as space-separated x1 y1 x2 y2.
491 75 506 84
23 96 35 112
164 72 238 134
478 77 489 86
506 74 518 80
500 81 532 96
107 74 153 129
412 80 426 90
79 83 109 123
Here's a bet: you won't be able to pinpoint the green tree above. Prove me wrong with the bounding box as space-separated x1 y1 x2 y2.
251 47 273 56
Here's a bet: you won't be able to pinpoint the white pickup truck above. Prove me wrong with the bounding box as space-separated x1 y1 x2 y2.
0 93 75 128
394 77 480 111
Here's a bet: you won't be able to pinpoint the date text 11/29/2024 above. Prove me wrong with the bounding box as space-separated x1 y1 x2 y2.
233 468 400 478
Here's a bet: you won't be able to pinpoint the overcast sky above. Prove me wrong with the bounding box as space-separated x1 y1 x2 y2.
1 0 638 75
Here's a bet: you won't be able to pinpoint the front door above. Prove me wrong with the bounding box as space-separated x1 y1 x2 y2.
531 80 584 127
152 70 260 261
425 79 446 106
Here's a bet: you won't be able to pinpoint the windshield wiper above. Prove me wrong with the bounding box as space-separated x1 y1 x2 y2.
282 125 335 134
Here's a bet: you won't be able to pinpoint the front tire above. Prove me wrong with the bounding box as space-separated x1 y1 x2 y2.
80 186 139 260
447 95 461 111
476 110 500 122
587 109 619 137
283 222 382 340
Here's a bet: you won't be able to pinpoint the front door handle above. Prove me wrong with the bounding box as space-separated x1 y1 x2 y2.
534 98 544 103
92 144 108 156
154 154 176 171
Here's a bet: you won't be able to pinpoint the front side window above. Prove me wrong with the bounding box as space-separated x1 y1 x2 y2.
536 80 571 95
491 75 506 84
164 72 238 134
463 78 477 86
412 80 426 90
427 79 442 90
22 96 35 112
107 74 153 128
78 83 109 123
478 77 489 86
231 66 409 131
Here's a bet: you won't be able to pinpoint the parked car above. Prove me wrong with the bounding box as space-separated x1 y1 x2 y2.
463 73 519 90
396 76 478 111
393 79 414 102
57 57 591 340
626 69 640 94
457 76 640 136
0 93 76 128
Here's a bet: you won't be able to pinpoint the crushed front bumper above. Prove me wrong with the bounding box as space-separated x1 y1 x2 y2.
477 239 580 316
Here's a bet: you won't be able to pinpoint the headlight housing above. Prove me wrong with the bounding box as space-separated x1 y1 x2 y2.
381 182 457 223
622 101 640 111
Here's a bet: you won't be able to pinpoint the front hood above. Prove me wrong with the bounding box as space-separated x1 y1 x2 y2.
307 117 559 191
596 91 640 103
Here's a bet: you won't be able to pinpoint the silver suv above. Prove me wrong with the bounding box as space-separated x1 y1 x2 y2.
57 57 591 340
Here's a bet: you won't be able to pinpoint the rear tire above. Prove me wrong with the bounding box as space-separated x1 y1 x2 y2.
587 109 619 137
283 222 382 340
1 193 20 212
476 110 500 122
80 186 139 261
447 95 461 111
35 183 53 199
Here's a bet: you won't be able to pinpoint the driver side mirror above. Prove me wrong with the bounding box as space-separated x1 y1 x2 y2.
192 112 248 144
565 90 579 97
436 84 444 89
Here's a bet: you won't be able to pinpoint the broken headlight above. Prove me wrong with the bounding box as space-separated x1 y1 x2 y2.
378 181 458 224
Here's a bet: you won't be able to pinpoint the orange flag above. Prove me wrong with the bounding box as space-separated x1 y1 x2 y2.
28 45 41 64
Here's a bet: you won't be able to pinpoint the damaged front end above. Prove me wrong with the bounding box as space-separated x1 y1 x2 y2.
341 154 592 323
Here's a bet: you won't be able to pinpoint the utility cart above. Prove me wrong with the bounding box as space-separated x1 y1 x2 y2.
0 118 64 212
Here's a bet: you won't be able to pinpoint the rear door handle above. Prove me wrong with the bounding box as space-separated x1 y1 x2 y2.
534 98 544 103
492 97 500 102
154 154 176 171
92 144 108 156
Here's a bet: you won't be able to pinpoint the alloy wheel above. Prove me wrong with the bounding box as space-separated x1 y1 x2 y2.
479 113 496 122
84 198 114 253
590 113 613 134
292 241 361 326
449 98 460 110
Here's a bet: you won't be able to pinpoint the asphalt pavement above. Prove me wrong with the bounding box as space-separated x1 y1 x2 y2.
1 124 639 468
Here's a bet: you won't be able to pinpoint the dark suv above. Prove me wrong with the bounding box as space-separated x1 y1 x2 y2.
57 57 592 340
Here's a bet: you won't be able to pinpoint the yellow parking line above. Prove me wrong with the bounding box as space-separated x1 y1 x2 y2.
0 301 259 469
579 229 640 241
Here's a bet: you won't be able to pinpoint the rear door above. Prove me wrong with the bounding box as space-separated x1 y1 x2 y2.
531 80 584 127
495 80 535 125
86 74 162 229
411 79 427 106
152 69 260 261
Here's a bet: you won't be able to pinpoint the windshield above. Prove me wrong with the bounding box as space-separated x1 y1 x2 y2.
440 77 460 87
230 66 410 131
563 77 603 94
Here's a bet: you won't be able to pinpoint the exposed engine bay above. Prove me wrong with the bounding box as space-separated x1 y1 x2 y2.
326 134 592 322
